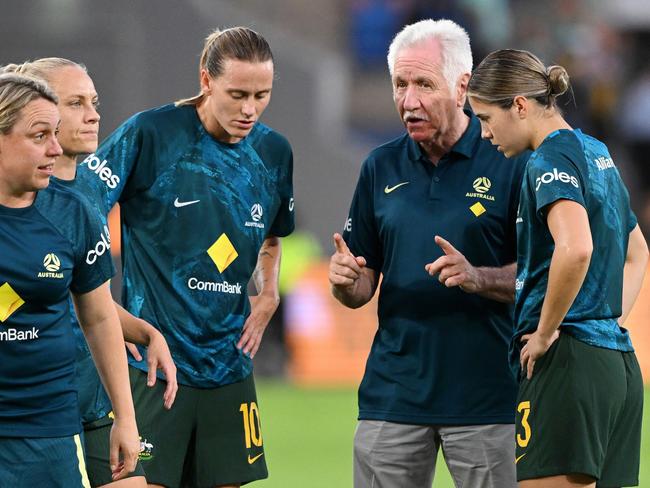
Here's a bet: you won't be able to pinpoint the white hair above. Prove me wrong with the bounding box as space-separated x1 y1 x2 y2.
387 19 473 92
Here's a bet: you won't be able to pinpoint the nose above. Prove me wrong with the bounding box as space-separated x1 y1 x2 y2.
481 126 492 140
48 135 63 157
241 98 255 118
85 103 100 124
402 85 420 111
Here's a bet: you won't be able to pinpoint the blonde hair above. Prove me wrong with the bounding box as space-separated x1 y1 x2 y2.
0 73 58 134
2 57 86 84
176 27 273 106
468 49 570 109
387 19 473 92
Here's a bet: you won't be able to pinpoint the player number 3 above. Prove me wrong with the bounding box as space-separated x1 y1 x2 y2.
517 400 531 448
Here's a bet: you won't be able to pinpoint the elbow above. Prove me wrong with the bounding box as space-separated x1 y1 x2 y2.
557 241 592 269
575 243 593 267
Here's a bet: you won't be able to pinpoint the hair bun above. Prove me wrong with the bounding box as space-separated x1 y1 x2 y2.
547 65 570 97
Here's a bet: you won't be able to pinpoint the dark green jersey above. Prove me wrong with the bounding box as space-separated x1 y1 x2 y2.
344 113 528 424
83 104 294 387
0 185 114 437
513 129 636 370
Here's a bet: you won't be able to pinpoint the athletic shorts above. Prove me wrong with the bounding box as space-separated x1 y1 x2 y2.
130 366 267 487
0 434 90 487
515 332 643 487
82 414 146 487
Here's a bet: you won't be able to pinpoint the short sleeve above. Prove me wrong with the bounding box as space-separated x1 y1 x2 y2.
527 151 586 219
88 114 145 208
268 145 295 238
70 203 115 295
343 159 383 272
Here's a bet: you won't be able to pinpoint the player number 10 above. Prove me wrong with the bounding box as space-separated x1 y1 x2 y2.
240 402 263 448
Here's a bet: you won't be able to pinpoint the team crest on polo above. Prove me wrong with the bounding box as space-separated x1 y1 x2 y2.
465 176 495 201
245 203 265 229
38 253 64 279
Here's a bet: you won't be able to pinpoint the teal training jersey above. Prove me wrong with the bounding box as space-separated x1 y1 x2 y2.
0 185 114 437
513 129 636 372
344 113 528 425
82 103 294 387
50 176 113 425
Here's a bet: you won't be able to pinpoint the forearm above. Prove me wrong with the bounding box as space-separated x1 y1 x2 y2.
537 244 591 336
253 236 281 304
621 225 649 324
115 302 156 345
473 262 516 303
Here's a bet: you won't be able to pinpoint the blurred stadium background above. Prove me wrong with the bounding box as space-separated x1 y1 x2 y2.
2 0 648 486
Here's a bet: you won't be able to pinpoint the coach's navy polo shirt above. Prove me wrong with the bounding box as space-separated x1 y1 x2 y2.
343 111 528 424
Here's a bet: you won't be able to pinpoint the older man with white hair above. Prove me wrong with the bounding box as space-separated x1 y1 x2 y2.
329 19 530 488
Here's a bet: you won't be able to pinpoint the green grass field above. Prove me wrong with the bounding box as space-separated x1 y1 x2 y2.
255 382 650 488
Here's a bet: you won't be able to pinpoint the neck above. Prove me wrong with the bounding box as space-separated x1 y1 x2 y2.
530 111 572 150
420 110 470 164
54 153 78 181
196 100 239 144
0 179 36 208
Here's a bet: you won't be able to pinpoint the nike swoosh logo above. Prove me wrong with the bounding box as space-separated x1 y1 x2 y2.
174 198 200 208
515 453 526 464
248 452 264 464
384 182 410 194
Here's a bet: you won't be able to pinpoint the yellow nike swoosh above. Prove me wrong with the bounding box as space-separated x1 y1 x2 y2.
384 182 410 194
515 453 526 464
248 452 264 464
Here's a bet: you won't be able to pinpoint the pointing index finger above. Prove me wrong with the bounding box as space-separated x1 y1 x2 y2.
333 233 351 255
434 235 459 256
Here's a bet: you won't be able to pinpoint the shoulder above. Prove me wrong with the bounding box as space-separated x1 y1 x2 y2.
247 122 292 155
127 103 194 133
35 185 103 236
535 130 584 164
363 134 411 171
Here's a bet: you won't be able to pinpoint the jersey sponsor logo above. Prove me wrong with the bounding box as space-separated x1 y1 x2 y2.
173 197 200 208
83 154 121 189
0 326 40 341
535 168 579 191
207 233 238 272
245 203 265 229
594 156 615 171
187 277 242 294
86 225 111 265
465 176 495 201
138 437 154 461
344 217 352 233
0 282 25 322
469 201 486 217
515 278 525 291
38 253 64 279
384 181 409 194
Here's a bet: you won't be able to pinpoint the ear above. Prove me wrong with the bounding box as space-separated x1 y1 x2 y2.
513 95 528 118
456 73 470 107
199 69 212 95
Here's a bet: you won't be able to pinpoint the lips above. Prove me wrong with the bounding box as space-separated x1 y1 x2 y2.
234 120 255 129
37 163 54 175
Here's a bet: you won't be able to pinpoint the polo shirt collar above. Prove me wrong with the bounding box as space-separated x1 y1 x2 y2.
407 109 481 162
